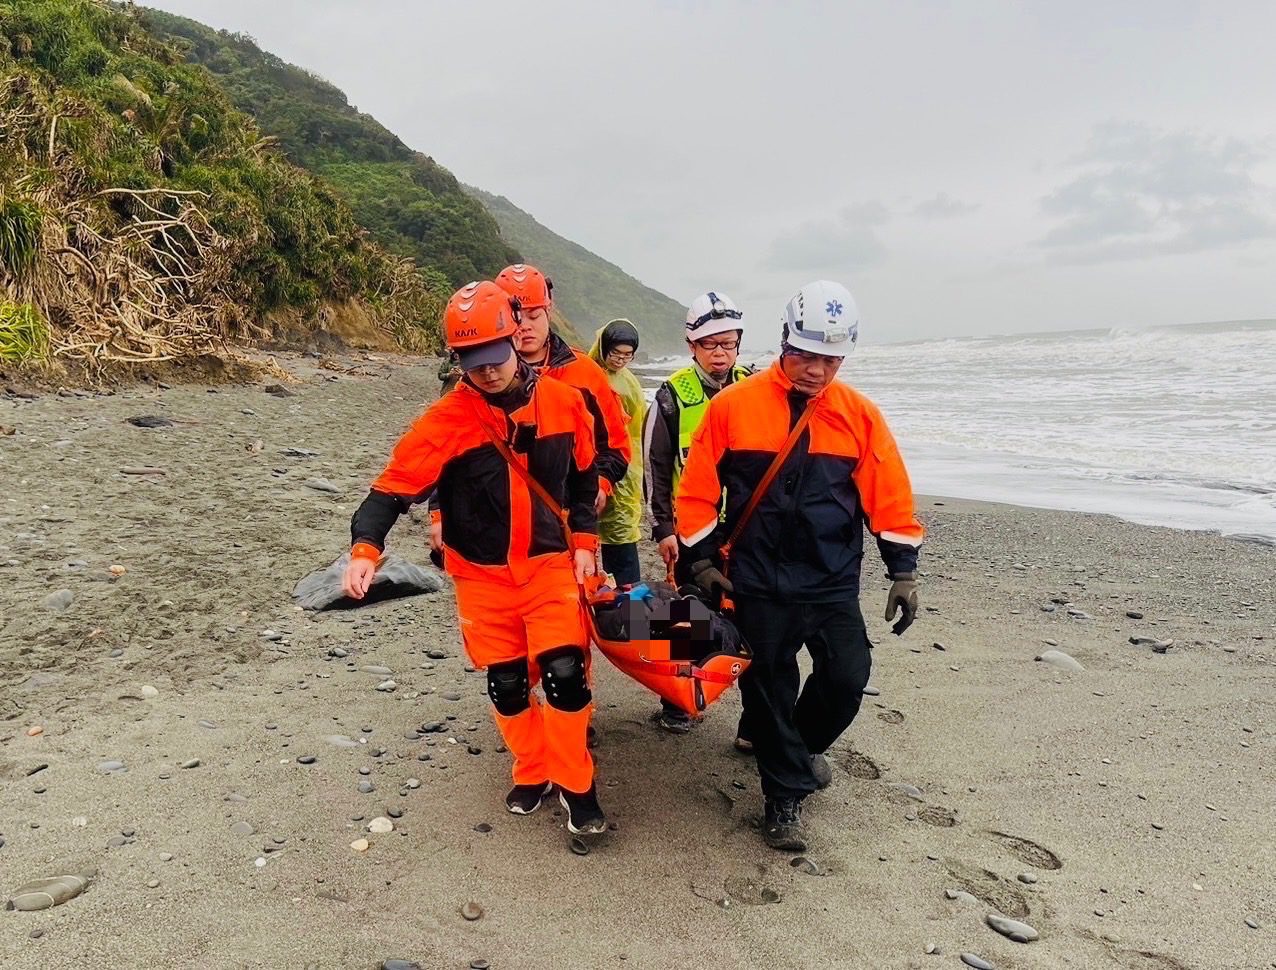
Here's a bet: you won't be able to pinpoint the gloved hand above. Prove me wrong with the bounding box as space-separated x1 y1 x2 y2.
690 559 733 595
885 571 918 635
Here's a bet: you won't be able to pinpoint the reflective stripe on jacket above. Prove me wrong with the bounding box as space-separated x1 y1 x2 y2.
667 364 755 488
675 360 923 602
642 363 752 542
351 374 599 587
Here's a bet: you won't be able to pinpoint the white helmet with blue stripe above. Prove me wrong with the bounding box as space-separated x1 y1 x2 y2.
781 281 858 357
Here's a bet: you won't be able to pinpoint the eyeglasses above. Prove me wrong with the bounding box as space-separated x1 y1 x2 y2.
693 338 740 352
606 349 635 362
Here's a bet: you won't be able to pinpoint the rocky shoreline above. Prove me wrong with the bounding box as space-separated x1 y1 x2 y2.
2 351 1273 969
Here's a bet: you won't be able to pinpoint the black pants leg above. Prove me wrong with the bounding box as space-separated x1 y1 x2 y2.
735 595 872 799
794 600 872 755
601 542 642 587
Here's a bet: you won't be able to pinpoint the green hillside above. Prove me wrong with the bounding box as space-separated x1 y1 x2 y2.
464 186 687 352
142 8 519 289
0 0 444 367
143 8 685 352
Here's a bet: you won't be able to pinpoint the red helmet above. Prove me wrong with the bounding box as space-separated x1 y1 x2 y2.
495 263 553 311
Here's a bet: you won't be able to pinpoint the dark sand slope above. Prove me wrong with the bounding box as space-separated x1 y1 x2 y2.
2 354 1273 970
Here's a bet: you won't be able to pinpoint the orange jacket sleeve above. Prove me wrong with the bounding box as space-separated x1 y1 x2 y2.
574 356 632 493
851 397 924 575
674 392 729 548
349 403 452 551
566 385 601 551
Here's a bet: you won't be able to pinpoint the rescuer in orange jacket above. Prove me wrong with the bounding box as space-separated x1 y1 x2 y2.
495 264 632 518
676 280 924 852
429 264 634 563
343 280 608 835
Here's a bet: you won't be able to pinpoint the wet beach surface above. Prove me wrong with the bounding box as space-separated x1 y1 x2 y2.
2 353 1273 969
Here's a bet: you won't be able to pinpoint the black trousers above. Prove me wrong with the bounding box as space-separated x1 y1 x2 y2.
734 595 872 799
601 542 642 587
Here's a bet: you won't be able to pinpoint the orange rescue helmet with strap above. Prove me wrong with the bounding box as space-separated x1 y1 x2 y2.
495 263 554 311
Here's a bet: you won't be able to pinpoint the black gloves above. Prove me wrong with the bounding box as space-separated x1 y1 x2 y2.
690 559 733 595
885 571 918 635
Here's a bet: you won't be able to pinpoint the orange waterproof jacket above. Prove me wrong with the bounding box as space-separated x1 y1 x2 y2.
539 332 632 497
351 371 599 586
676 361 923 602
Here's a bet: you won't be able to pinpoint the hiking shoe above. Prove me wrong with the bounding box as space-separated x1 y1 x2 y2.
505 781 552 815
763 796 808 852
810 753 833 789
654 704 692 734
559 784 607 835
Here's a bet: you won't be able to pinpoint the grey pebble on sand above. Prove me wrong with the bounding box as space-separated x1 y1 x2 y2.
303 477 341 494
986 913 1040 942
1035 649 1084 672
960 955 994 970
5 869 95 911
97 760 126 774
41 589 74 612
230 821 254 836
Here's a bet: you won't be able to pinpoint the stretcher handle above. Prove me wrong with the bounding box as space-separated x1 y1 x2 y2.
717 396 819 609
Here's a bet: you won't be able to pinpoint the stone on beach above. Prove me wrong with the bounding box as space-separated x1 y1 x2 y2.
6 869 95 911
985 913 1040 942
292 552 444 611
1035 649 1084 672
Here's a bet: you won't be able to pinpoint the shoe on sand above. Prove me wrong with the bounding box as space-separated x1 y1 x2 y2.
763 796 808 852
505 781 552 815
653 706 692 734
559 784 607 835
810 753 833 789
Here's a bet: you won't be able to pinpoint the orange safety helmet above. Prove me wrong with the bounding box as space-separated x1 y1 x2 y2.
495 263 554 311
444 280 520 348
444 281 520 369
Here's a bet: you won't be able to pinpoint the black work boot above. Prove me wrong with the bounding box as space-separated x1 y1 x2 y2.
810 753 833 790
654 700 692 734
505 781 552 815
559 784 607 835
763 796 808 852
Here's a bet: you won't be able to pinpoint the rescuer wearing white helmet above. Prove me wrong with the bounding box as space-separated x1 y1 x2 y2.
675 280 924 852
641 291 755 733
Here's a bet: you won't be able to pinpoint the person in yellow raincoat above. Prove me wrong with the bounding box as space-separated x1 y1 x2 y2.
588 319 645 586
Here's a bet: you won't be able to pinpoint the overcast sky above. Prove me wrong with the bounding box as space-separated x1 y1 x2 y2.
153 0 1276 346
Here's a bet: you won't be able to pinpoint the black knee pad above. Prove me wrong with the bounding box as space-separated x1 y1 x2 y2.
487 658 530 717
539 646 591 712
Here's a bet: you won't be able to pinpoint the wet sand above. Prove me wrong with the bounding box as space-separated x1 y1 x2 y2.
2 352 1273 970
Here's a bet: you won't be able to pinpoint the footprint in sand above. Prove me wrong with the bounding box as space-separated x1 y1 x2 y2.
724 868 783 905
876 709 905 725
944 860 1030 919
1108 947 1193 970
989 831 1063 870
918 805 958 827
841 750 881 780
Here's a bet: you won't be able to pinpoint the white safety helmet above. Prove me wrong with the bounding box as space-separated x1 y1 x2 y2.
685 291 744 342
781 281 858 356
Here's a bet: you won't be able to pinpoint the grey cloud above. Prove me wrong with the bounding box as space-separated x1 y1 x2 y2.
1037 122 1276 263
765 203 889 274
912 193 980 219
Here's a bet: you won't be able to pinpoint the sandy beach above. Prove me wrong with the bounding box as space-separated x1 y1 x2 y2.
1 352 1273 970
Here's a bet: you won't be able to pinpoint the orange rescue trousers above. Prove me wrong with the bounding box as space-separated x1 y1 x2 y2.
453 555 594 796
